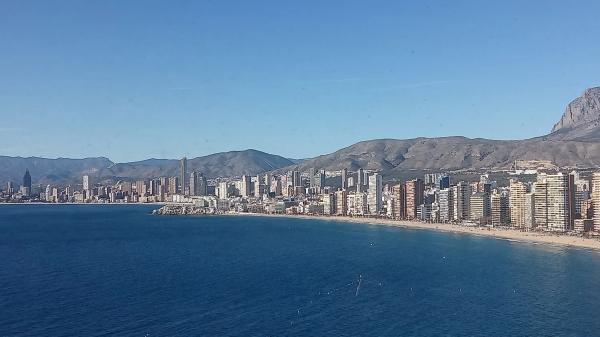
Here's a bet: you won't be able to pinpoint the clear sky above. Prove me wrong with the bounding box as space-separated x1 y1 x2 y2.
1 0 600 162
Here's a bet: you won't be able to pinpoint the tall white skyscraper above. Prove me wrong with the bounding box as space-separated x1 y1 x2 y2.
535 173 572 232
592 172 600 231
83 175 91 191
367 173 382 215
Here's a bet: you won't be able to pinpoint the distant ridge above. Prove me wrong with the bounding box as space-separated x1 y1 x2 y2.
276 87 600 175
0 150 294 186
3 87 600 185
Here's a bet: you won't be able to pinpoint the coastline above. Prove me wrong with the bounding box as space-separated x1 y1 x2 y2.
228 212 600 251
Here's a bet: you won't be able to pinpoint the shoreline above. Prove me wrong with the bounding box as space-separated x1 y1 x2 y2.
227 212 600 252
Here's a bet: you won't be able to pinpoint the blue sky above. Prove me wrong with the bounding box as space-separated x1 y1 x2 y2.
1 0 599 162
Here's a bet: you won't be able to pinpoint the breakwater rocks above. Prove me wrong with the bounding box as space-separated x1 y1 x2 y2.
153 204 213 215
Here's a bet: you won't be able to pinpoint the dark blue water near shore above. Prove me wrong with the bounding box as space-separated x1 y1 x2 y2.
2 205 600 336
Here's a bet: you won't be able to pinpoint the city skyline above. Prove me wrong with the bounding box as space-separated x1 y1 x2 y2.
2 1 600 162
4 163 594 235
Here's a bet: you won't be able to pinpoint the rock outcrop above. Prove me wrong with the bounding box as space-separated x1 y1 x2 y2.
550 87 600 140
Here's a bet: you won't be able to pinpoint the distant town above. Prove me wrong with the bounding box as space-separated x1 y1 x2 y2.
2 157 599 235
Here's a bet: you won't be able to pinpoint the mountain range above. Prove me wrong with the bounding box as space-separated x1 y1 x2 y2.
0 150 294 186
2 86 600 186
283 87 600 174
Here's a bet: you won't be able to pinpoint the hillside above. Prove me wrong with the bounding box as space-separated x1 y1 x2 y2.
281 137 600 174
0 150 294 186
98 150 294 181
279 87 600 174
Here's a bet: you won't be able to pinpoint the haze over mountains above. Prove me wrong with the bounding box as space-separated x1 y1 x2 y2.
0 150 294 186
2 87 600 186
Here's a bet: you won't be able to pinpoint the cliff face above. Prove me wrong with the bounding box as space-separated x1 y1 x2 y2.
550 87 600 139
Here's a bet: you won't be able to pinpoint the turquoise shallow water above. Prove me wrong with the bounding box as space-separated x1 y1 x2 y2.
1 204 600 336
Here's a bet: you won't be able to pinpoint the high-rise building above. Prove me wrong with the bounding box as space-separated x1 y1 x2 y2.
323 193 336 215
336 189 348 215
168 177 179 195
405 179 424 220
533 180 548 228
509 180 527 228
348 192 367 215
264 174 272 194
470 192 490 224
591 172 600 230
241 175 252 197
535 173 572 232
308 168 316 188
45 185 52 202
312 170 326 189
82 175 91 191
391 184 405 219
22 169 32 192
524 192 535 228
273 177 282 196
567 172 576 227
490 193 501 226
198 173 207 196
438 175 450 190
367 173 382 215
292 171 301 188
217 181 229 200
120 181 132 195
548 173 573 231
148 179 160 196
159 177 168 194
135 180 147 197
438 188 454 222
341 168 348 189
180 157 187 195
356 168 365 192
189 171 198 196
20 169 31 196
574 189 589 218
455 181 471 221
254 175 263 197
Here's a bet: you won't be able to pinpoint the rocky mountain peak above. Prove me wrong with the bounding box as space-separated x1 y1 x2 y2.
551 87 600 134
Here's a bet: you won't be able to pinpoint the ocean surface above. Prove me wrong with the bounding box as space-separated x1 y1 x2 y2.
1 205 600 336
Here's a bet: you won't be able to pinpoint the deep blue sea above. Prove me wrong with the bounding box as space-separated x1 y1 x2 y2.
2 205 600 336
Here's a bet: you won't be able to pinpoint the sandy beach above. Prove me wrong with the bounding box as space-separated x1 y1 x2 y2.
230 212 600 251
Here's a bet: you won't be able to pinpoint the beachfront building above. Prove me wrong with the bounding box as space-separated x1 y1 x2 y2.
490 192 509 226
535 173 572 232
348 192 367 216
336 190 348 216
524 192 535 229
323 193 336 215
405 179 424 220
391 184 405 219
438 188 454 222
509 180 527 228
367 173 382 215
454 182 471 221
592 172 600 231
470 192 490 225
